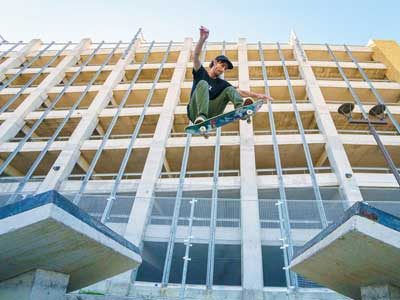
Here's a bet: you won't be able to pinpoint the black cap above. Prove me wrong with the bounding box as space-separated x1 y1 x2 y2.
214 55 233 69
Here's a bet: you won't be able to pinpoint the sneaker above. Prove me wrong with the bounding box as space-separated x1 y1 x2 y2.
243 97 254 106
194 115 206 124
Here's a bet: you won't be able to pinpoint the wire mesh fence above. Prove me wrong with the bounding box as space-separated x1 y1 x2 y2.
2 191 399 223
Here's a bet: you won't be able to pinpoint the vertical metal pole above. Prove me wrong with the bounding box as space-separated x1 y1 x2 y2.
0 42 55 92
327 44 400 186
277 42 328 228
126 39 192 292
6 42 121 202
258 41 297 288
122 29 142 60
72 40 154 205
161 41 208 287
0 41 23 60
206 40 225 289
161 133 191 287
344 44 400 134
0 42 104 179
179 198 197 300
0 42 71 113
101 41 173 223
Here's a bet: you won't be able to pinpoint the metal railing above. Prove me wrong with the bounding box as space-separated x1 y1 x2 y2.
5 166 400 185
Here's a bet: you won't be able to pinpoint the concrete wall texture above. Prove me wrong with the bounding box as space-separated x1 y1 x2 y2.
0 34 399 299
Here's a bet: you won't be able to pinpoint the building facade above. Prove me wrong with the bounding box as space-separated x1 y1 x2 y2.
0 32 399 299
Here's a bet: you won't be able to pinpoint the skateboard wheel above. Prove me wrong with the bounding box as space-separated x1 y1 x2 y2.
199 126 207 133
246 109 253 116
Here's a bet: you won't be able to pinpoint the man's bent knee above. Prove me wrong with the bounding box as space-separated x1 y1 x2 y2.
196 80 209 89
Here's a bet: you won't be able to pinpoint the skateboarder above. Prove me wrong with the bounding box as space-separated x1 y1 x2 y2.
187 26 273 124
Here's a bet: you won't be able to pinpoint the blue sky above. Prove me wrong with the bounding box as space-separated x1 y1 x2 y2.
0 0 398 45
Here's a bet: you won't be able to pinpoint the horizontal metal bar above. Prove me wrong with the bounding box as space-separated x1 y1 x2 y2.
337 129 398 135
348 118 388 125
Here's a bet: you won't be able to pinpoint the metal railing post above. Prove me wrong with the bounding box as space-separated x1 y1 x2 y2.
206 40 225 289
259 41 297 288
161 41 208 287
179 198 197 300
277 42 328 228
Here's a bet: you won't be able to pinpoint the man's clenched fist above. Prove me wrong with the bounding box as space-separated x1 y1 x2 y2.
199 26 209 41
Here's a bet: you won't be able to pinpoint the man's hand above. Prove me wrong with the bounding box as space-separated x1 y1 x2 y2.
256 94 274 101
199 26 209 41
237 89 275 101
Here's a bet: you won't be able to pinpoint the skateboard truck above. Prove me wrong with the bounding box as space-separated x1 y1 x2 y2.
338 102 388 125
246 109 253 124
241 108 254 124
199 125 209 139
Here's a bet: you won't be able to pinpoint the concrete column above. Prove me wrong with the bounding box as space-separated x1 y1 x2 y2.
361 285 400 300
124 38 192 246
290 32 364 206
36 39 141 193
0 39 42 82
0 39 91 144
369 40 400 83
238 38 264 299
0 269 69 300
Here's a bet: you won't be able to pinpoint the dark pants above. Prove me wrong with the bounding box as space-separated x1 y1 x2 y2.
187 80 244 122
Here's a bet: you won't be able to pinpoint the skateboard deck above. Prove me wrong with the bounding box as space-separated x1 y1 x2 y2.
185 99 263 136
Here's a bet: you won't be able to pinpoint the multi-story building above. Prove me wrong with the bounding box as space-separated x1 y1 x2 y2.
0 31 399 300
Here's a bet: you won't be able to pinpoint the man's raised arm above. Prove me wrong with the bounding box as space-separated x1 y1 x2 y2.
193 26 209 71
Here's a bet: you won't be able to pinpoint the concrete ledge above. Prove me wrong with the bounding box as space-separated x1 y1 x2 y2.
0 190 141 292
291 202 400 300
66 285 348 300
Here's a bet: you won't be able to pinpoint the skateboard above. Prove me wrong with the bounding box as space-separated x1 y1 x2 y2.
185 99 263 138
